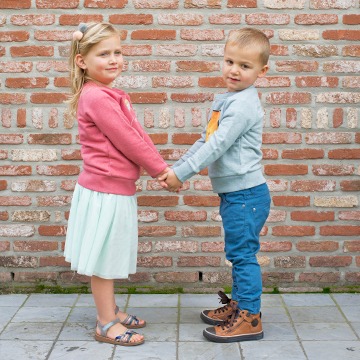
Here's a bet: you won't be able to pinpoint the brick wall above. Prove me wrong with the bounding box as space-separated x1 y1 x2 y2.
0 0 359 291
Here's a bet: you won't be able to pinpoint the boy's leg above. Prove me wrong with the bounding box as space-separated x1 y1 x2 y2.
203 183 270 342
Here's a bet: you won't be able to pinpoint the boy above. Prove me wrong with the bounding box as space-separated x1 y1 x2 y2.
159 28 271 342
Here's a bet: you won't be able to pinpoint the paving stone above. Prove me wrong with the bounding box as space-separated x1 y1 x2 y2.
113 341 176 359
241 340 306 360
58 322 95 341
332 293 360 306
140 323 177 342
0 322 63 340
282 294 335 307
302 341 360 360
0 295 28 307
47 340 113 360
128 294 178 308
126 307 178 324
24 294 77 307
178 341 241 360
11 307 71 323
0 340 53 360
288 306 345 323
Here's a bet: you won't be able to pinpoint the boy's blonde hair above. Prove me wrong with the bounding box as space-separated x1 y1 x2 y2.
226 28 270 66
67 22 121 118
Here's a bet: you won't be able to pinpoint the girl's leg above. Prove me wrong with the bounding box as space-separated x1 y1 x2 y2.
91 275 144 342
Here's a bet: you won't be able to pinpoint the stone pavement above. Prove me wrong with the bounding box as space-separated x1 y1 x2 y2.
0 293 359 360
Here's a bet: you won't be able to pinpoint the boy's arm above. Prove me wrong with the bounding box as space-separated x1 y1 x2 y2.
173 100 255 183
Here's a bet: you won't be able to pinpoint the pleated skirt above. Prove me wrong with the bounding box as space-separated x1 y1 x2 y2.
64 184 138 279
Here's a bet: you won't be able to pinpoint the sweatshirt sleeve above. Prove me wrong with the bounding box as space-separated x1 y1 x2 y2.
84 89 167 178
173 97 255 183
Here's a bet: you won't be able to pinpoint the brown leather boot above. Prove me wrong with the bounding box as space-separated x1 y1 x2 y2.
203 302 263 343
200 291 237 325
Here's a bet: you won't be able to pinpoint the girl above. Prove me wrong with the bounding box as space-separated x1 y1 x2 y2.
64 23 169 346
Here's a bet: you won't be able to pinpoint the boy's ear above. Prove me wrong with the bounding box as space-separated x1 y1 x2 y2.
75 54 87 70
257 64 269 78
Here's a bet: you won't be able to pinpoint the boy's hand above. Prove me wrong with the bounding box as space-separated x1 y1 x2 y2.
163 169 182 192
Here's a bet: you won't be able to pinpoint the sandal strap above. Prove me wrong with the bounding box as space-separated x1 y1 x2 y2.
122 314 140 326
97 318 120 337
115 330 137 343
115 305 120 315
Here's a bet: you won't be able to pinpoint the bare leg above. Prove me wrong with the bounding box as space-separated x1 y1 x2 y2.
91 275 144 343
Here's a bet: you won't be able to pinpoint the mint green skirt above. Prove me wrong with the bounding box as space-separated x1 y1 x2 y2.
64 184 138 279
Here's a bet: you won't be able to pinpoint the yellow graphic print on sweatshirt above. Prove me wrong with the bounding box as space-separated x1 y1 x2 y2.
205 110 220 142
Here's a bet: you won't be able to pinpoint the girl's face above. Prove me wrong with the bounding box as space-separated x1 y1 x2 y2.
76 35 123 87
222 43 268 92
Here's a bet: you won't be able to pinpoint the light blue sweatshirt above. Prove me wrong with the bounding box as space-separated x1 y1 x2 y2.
172 85 266 193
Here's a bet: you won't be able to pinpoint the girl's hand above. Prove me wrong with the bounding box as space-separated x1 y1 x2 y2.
157 167 171 188
163 169 182 192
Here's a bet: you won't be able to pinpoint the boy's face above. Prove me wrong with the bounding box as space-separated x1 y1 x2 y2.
222 43 268 92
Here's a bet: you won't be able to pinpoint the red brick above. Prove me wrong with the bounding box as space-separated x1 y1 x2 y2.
176 61 220 72
295 76 338 88
0 256 37 268
0 165 31 176
290 180 336 192
262 133 302 144
137 196 179 207
270 45 289 56
310 256 352 267
164 210 207 221
262 149 279 160
0 196 31 206
339 211 360 221
266 92 311 104
39 256 69 267
28 133 71 145
1 0 31 8
13 241 58 252
306 132 352 144
38 225 67 236
129 92 167 104
10 46 53 57
295 14 338 25
154 240 197 253
282 148 324 159
177 256 221 267
0 241 10 251
137 256 172 267
333 108 343 128
0 93 27 105
11 14 55 26
6 77 49 88
296 241 338 252
260 241 292 252
36 0 79 8
342 45 360 57
272 196 310 207
343 14 360 25
36 165 80 176
0 31 29 42
276 61 318 72
84 0 127 8
274 256 306 268
312 164 354 176
14 272 59 282
329 149 360 159
209 14 241 24
183 196 220 207
154 272 199 283
132 30 176 40
263 272 295 284
182 226 221 237
264 164 308 176
172 133 201 145
59 14 103 25
184 0 221 8
138 226 176 237
291 211 335 222
171 93 213 103
180 29 224 41
320 226 360 236
37 196 72 207
272 226 315 237
30 93 68 104
340 180 360 192
323 30 360 41
299 272 340 283
198 76 225 88
344 240 360 253
201 241 224 252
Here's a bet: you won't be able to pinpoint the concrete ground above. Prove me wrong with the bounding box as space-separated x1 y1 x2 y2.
0 293 359 360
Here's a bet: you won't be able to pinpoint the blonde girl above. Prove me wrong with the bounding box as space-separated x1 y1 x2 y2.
64 23 169 346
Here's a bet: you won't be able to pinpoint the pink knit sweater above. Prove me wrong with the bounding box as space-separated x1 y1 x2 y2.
76 82 167 195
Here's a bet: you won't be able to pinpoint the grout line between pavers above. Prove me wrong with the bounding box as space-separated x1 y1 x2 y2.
176 294 181 360
44 293 81 360
279 294 309 360
330 293 360 341
0 294 29 338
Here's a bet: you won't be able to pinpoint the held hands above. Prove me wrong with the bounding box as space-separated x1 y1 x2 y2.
157 168 182 192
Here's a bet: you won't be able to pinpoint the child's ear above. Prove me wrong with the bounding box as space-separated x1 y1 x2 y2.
257 64 269 78
75 54 87 70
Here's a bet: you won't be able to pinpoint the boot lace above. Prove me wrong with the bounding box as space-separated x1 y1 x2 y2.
219 301 240 330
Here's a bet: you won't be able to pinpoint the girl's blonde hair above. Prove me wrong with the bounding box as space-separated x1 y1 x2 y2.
67 22 121 118
226 28 270 66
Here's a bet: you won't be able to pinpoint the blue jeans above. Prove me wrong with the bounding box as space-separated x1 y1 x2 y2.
219 183 271 314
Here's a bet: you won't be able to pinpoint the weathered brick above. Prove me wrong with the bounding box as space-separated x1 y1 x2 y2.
291 211 335 222
296 241 338 252
154 240 198 253
309 256 352 267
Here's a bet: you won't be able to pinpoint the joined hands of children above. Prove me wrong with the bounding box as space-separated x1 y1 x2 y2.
157 167 182 192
